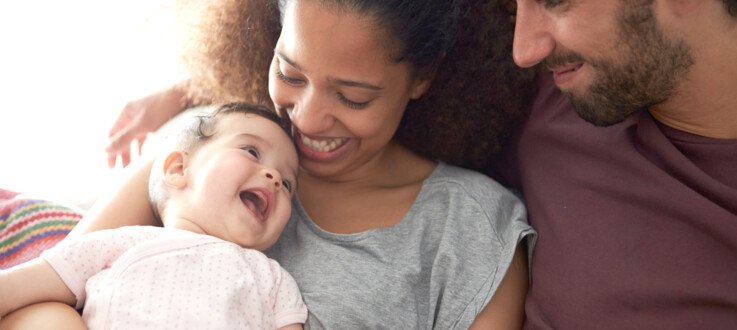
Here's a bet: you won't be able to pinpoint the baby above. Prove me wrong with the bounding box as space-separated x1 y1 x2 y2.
0 103 306 329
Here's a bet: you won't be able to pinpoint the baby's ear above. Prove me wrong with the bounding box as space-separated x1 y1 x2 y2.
163 151 187 189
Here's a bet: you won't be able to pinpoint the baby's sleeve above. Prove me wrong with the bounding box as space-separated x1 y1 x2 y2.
270 260 308 328
39 227 141 309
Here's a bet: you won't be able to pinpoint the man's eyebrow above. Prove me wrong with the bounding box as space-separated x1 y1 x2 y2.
274 51 383 91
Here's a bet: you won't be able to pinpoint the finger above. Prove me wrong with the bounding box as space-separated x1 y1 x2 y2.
107 108 134 137
107 153 118 169
137 136 147 156
121 149 131 168
105 127 138 155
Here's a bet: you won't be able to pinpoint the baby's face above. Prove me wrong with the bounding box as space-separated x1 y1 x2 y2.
182 113 298 250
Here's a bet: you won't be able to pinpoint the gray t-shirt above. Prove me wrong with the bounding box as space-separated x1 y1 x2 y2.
266 163 535 329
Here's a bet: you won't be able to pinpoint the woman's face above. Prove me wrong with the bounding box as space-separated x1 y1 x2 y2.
269 0 431 180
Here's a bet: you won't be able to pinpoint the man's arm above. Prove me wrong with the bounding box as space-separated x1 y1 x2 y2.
0 258 76 317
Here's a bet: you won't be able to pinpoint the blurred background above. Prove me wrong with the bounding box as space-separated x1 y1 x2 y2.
0 0 188 208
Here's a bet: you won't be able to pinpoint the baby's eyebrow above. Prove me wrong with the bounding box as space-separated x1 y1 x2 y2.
236 132 273 148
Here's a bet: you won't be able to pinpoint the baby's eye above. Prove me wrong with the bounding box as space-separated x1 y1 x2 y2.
242 146 260 159
281 179 294 194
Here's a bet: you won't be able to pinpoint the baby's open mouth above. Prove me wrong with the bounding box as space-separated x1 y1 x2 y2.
240 190 269 222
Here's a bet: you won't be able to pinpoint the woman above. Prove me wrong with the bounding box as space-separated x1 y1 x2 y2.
2 0 535 328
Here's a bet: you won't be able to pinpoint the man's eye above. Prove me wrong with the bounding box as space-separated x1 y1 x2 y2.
242 146 260 158
281 179 294 193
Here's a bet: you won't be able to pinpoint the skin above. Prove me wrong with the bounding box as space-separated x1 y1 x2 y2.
0 302 85 330
513 0 737 138
268 0 438 233
161 113 298 251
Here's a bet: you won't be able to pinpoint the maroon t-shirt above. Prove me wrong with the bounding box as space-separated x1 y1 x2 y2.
494 74 737 329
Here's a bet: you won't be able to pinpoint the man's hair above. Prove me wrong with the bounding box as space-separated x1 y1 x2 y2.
148 102 291 223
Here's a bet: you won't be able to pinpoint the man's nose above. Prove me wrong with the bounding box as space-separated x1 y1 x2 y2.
512 1 555 68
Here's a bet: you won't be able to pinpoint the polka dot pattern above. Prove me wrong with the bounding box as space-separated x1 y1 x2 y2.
41 226 307 329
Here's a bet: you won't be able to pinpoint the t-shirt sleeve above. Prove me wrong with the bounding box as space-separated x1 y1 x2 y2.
270 260 308 328
430 172 536 329
39 227 146 309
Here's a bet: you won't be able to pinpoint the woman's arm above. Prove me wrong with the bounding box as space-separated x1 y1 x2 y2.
69 159 156 238
0 258 75 317
469 245 529 329
0 302 86 330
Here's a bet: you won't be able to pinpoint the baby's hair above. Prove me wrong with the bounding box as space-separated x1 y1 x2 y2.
210 102 291 137
149 102 291 223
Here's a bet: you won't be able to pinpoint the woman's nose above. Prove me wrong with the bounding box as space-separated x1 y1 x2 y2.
288 89 335 134
512 1 555 68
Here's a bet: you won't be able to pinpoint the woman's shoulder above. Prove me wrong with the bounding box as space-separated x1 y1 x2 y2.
424 162 521 203
415 163 527 228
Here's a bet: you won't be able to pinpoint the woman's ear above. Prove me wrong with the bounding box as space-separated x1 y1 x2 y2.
409 76 434 100
162 151 188 189
409 55 444 100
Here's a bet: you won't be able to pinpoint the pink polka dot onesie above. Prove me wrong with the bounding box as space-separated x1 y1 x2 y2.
41 226 307 329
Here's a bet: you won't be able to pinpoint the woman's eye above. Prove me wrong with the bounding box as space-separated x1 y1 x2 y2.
276 68 304 86
337 93 370 110
242 146 260 158
281 179 294 194
542 0 563 9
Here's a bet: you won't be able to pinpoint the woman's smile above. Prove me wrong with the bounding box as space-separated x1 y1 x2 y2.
295 130 353 162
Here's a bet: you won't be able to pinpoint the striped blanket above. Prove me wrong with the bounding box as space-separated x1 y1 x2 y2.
0 189 82 269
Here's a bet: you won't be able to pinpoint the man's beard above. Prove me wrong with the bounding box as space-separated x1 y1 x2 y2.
544 2 694 126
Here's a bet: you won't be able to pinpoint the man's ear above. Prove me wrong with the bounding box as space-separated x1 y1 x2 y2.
162 151 187 189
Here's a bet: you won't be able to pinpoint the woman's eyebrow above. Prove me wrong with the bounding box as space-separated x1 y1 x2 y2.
329 78 383 91
275 50 303 70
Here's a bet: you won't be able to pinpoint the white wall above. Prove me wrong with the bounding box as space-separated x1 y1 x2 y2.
0 0 187 209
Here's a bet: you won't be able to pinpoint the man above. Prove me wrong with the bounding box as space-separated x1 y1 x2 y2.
495 0 737 328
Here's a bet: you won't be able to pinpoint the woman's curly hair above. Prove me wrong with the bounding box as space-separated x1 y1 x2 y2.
182 0 280 106
398 0 535 172
182 0 535 173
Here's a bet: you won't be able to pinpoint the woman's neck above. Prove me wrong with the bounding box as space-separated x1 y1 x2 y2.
295 141 437 234
297 141 437 190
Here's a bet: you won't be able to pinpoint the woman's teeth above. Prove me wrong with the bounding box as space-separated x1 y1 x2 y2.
300 134 346 153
